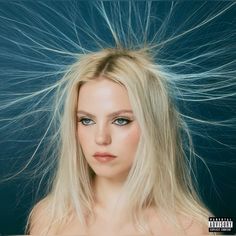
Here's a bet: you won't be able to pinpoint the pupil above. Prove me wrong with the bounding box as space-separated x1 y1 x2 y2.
118 119 125 124
84 119 90 124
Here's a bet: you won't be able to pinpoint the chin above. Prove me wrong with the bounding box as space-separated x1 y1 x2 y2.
92 167 118 177
92 166 130 180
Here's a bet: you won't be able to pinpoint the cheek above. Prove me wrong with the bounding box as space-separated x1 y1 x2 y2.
118 126 140 153
77 127 91 152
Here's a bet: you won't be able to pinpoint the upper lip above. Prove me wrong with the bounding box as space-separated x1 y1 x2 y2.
93 152 116 157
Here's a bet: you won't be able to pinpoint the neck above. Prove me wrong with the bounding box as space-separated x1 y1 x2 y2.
93 175 126 211
91 175 130 225
94 176 124 206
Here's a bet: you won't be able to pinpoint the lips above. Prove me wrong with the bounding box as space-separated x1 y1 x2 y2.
93 152 117 163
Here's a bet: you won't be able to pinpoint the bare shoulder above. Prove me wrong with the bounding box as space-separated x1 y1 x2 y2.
28 197 55 235
179 215 209 235
147 209 209 236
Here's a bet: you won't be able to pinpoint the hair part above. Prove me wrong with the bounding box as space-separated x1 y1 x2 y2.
27 47 211 234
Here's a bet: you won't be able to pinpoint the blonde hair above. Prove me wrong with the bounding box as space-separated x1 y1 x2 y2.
26 47 212 234
0 1 235 235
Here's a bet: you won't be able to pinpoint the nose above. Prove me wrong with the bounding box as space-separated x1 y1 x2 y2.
95 124 112 145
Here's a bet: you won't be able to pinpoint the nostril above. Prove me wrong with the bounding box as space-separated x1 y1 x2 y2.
95 132 112 145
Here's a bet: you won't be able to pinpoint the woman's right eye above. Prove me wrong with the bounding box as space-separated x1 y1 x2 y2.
79 118 95 126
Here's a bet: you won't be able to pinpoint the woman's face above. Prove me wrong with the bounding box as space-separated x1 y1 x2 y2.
77 77 140 180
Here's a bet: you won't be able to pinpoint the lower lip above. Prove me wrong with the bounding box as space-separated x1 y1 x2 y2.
94 156 116 163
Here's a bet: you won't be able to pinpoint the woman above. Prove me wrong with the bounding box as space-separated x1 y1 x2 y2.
1 1 235 235
27 48 211 235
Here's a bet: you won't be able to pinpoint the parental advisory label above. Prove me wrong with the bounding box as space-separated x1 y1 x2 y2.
208 217 234 232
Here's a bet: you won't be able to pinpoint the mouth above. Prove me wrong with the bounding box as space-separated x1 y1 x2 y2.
93 152 117 163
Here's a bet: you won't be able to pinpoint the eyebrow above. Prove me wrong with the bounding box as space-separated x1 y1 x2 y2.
77 109 133 119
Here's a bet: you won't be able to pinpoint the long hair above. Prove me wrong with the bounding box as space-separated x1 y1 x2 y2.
26 48 212 234
0 1 235 235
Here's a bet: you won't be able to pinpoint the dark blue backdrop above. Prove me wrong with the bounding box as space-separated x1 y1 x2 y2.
0 1 235 234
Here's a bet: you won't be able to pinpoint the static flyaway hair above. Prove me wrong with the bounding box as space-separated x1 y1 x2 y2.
0 1 235 235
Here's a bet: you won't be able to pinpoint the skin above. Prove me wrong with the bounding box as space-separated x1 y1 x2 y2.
29 77 209 235
77 76 140 213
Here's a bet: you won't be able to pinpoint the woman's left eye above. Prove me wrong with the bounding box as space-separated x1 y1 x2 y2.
113 118 131 126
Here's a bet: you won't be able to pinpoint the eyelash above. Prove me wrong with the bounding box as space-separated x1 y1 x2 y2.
78 117 132 126
113 117 132 126
78 118 94 126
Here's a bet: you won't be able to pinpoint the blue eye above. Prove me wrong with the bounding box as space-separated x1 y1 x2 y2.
113 118 131 126
79 118 95 126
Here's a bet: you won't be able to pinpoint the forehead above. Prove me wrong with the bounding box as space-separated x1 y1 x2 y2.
77 78 132 112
